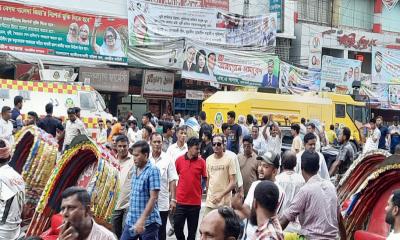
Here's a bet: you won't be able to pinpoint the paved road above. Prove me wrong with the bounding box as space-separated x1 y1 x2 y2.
166 200 206 240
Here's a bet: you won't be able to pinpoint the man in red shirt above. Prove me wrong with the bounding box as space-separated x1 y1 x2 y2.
174 137 207 240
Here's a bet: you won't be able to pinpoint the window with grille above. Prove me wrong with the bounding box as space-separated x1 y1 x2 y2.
298 0 332 25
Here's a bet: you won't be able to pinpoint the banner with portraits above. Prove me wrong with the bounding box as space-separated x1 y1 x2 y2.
321 55 362 94
127 0 277 47
181 40 280 87
371 46 400 84
0 1 128 63
279 62 321 94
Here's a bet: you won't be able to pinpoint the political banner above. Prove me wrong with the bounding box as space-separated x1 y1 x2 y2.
371 46 400 84
279 62 321 94
127 39 184 69
181 40 280 87
389 85 400 108
141 0 229 10
0 1 128 63
321 56 362 94
127 0 277 47
360 74 390 108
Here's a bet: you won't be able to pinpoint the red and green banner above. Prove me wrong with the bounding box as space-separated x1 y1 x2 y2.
0 1 128 63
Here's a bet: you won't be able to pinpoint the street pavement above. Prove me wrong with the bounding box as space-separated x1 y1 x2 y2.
166 198 206 240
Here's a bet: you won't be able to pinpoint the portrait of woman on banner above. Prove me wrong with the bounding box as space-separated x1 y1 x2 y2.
91 17 126 58
78 24 90 45
67 22 79 43
195 50 209 75
130 14 151 46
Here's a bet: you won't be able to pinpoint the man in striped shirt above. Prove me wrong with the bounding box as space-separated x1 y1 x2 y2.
279 151 346 240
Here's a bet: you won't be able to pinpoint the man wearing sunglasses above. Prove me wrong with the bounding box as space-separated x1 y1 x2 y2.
204 134 237 217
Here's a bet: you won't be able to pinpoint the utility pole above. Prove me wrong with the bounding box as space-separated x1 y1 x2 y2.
243 0 249 17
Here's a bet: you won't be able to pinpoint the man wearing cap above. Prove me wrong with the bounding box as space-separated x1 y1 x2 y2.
0 139 25 239
232 151 285 240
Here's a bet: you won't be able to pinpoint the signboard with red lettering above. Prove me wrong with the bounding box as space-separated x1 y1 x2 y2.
337 33 377 50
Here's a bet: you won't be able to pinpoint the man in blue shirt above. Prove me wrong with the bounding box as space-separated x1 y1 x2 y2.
11 95 23 130
377 116 389 150
121 140 162 240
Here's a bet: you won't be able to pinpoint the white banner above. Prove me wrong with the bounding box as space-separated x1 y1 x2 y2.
321 56 362 94
127 0 277 47
279 61 321 94
142 70 174 96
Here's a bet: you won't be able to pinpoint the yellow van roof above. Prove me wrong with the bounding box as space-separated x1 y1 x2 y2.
204 91 332 105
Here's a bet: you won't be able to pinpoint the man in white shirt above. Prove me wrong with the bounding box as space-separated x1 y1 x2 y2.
127 120 140 147
111 135 134 239
149 132 178 240
306 123 321 152
166 126 188 163
276 151 304 233
0 106 14 146
263 123 282 156
295 133 330 180
63 108 87 152
363 118 381 154
0 139 25 240
232 151 285 240
385 189 400 240
251 126 266 156
59 187 117 240
96 119 108 144
165 125 187 236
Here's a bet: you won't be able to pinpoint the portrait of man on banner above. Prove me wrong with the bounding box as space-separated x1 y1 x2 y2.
261 59 279 88
183 46 197 71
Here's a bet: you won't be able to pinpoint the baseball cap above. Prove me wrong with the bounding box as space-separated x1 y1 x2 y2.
257 151 280 169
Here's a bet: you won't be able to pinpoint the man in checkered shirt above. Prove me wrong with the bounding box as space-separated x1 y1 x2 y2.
121 140 162 240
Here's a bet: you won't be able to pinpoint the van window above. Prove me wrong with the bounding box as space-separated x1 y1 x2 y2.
346 105 354 120
19 91 30 100
335 104 345 118
0 89 9 99
79 92 96 111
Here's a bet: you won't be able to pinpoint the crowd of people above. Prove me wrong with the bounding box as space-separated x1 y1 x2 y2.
1 95 400 240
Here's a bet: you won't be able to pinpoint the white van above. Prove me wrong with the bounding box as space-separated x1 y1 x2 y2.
0 79 112 138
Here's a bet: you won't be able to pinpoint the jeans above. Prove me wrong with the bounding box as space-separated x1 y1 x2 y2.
159 211 169 240
173 204 201 240
112 209 127 239
121 223 160 240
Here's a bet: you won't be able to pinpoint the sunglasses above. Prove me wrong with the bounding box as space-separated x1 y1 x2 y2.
212 142 223 147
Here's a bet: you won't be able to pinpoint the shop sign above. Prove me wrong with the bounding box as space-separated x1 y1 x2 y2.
337 33 377 50
142 70 174 96
382 0 399 10
79 67 129 93
186 90 204 100
0 1 128 64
